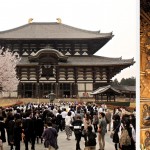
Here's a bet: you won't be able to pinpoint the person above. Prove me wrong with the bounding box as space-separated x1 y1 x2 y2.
56 110 63 132
112 114 120 150
119 116 135 150
92 112 98 133
14 119 22 150
0 136 3 150
22 111 36 150
98 112 107 150
65 111 72 140
84 126 97 150
6 115 15 150
72 115 83 150
83 113 91 141
35 114 44 144
42 121 58 150
105 109 111 131
0 116 6 143
61 108 67 130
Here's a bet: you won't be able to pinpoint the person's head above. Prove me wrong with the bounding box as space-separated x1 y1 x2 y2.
68 111 71 116
113 114 120 121
85 113 90 120
15 119 22 127
47 121 52 127
58 110 61 114
87 126 93 132
99 112 105 119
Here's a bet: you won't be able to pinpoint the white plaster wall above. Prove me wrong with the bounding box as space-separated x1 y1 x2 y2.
78 92 84 97
86 83 93 90
78 83 85 91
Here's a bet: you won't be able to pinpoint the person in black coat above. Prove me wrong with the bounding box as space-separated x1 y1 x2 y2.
85 126 97 149
56 110 63 132
22 111 36 150
6 115 15 150
0 116 6 143
35 114 44 144
72 115 83 150
14 119 22 150
112 114 120 150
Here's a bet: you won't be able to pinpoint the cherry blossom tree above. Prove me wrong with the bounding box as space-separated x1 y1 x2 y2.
0 48 20 97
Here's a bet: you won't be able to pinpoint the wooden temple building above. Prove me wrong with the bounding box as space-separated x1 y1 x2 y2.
0 21 134 98
140 0 150 149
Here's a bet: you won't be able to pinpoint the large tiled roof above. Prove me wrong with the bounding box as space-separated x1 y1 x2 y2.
18 55 134 66
0 22 113 39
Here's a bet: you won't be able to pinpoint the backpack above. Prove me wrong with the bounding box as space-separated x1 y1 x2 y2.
85 132 96 146
119 129 131 146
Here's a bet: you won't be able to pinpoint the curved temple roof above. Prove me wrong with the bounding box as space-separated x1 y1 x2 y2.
0 22 113 39
90 85 121 95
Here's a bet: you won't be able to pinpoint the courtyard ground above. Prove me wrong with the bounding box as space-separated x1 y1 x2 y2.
3 129 114 150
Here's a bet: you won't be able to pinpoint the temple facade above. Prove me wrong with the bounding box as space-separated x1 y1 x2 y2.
0 22 134 98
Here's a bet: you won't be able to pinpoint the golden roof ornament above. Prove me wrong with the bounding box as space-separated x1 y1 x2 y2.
56 18 62 24
28 18 33 24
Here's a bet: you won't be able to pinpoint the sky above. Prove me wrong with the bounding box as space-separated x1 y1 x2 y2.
0 0 138 81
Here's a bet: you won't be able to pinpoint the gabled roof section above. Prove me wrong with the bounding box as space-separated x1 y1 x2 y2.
91 85 121 95
28 49 68 62
0 22 113 39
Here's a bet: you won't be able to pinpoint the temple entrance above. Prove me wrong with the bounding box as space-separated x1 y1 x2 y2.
60 83 71 98
24 83 33 98
63 91 70 98
39 83 55 98
25 91 32 98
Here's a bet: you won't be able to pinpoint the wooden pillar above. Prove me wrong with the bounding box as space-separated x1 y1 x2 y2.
74 67 78 97
23 83 25 98
55 66 59 98
17 82 22 98
70 83 72 98
35 83 39 98
32 83 34 98
74 83 78 98
101 94 103 101
55 83 58 98
114 95 115 102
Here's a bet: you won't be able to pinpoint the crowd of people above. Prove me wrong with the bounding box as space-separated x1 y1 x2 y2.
0 102 136 150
